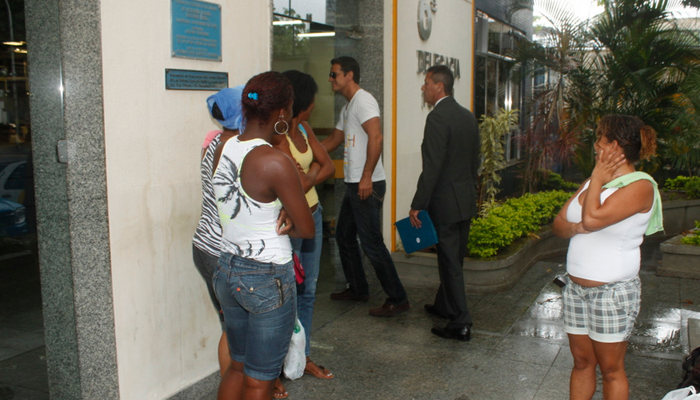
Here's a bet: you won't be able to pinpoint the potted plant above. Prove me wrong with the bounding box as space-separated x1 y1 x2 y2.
658 220 700 279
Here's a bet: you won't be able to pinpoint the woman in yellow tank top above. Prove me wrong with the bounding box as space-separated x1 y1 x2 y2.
271 70 336 388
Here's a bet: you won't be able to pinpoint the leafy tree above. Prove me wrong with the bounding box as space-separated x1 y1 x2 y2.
511 0 589 191
515 0 700 181
584 0 700 174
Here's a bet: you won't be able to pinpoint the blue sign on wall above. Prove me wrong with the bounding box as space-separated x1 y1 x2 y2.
171 0 222 61
165 69 228 91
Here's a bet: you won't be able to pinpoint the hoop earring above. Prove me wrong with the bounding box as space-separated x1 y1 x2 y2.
274 116 289 135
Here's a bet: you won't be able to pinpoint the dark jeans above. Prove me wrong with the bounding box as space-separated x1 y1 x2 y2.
192 244 224 325
335 181 408 305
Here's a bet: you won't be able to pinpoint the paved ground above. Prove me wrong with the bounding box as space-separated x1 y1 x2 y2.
1 238 699 400
197 238 700 400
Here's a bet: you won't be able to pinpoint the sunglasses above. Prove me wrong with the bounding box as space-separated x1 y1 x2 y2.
329 72 338 79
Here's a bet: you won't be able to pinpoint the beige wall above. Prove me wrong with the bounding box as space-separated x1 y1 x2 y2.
385 0 475 249
99 1 271 398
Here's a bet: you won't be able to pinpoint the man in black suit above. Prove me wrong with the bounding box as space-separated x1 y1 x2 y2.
409 65 480 341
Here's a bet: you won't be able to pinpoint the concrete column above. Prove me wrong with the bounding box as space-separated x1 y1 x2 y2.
24 0 118 398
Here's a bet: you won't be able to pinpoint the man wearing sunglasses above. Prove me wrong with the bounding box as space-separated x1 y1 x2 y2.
322 56 409 318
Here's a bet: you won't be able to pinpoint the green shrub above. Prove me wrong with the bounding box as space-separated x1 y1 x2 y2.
468 190 571 258
688 179 700 199
664 176 700 198
537 170 580 192
680 220 700 246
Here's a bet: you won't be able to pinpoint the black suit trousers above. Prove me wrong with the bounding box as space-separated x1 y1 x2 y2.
433 219 472 328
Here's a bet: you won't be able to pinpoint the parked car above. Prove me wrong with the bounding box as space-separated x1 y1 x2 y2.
0 197 28 237
0 160 28 204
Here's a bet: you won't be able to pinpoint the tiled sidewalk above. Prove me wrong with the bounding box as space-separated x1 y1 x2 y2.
2 240 699 399
200 240 700 399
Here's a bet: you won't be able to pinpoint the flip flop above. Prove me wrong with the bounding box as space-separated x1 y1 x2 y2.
304 360 334 380
272 378 288 399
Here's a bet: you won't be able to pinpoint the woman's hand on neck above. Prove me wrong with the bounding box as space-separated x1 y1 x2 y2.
591 148 628 185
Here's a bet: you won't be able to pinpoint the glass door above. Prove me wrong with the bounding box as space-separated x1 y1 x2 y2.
0 0 48 397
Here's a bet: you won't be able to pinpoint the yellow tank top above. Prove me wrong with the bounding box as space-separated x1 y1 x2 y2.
286 124 319 208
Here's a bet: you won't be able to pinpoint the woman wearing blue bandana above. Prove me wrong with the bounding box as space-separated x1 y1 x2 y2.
553 115 663 400
193 85 245 376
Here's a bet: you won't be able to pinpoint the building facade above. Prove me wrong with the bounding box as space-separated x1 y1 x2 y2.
15 0 526 398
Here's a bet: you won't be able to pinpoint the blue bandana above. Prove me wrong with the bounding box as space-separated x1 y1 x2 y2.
207 85 245 130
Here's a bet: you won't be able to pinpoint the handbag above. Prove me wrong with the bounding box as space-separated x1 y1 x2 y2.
293 253 305 284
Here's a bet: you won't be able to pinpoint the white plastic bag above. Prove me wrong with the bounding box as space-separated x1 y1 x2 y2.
283 318 306 380
661 386 700 400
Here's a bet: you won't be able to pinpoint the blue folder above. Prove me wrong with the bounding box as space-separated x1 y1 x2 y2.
394 210 438 254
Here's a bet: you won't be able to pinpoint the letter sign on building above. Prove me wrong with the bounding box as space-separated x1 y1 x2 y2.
417 0 437 41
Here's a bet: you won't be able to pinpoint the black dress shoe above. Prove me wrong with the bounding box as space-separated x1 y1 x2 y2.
424 304 447 319
431 325 471 342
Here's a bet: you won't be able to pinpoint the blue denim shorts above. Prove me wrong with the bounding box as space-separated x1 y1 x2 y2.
214 253 296 381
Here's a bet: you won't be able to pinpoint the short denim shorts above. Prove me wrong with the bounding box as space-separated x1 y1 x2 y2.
214 252 296 381
562 275 641 343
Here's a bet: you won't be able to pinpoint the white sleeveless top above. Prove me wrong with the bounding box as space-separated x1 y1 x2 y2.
213 137 291 264
566 180 653 282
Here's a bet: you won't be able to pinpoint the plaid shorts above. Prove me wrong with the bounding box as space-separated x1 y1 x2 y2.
562 276 641 343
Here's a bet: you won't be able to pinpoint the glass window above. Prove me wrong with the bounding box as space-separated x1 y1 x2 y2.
475 56 486 119
498 61 510 110
486 58 498 116
488 23 501 54
5 162 27 190
474 13 526 161
273 0 328 24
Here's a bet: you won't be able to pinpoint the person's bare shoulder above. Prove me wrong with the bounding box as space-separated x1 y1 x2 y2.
246 145 295 175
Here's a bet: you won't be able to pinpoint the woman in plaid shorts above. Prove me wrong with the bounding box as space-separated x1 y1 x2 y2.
553 115 663 400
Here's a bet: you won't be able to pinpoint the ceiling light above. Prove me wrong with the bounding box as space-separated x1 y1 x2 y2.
273 20 304 26
297 32 335 38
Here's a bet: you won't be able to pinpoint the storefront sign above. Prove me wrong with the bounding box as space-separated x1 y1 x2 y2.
165 69 228 90
171 0 222 61
416 50 461 79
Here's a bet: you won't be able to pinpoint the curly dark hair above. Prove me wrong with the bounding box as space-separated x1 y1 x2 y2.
241 71 294 126
282 70 318 118
596 115 657 163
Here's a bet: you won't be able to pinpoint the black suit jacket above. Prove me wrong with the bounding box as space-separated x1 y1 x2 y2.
411 96 480 225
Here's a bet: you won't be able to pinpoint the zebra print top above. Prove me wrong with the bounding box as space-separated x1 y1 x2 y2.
192 132 222 257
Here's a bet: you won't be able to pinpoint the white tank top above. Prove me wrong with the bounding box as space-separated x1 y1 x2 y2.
213 137 291 264
566 180 653 282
